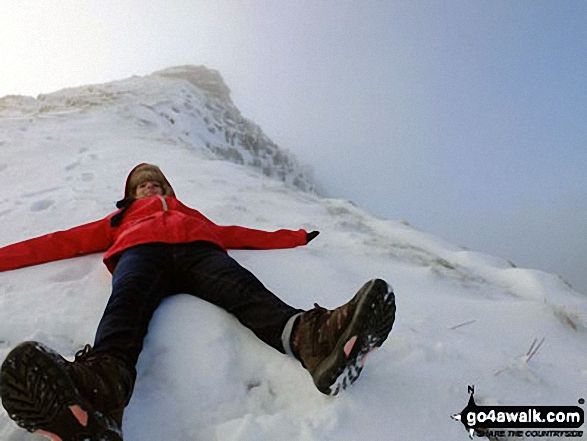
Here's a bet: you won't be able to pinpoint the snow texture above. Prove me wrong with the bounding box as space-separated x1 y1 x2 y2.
0 66 585 441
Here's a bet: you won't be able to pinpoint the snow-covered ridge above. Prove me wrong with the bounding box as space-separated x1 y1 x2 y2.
0 65 318 193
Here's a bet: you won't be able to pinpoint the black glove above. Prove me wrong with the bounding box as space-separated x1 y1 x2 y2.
306 231 320 243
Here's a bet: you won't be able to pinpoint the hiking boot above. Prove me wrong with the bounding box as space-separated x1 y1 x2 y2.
292 279 395 396
0 341 135 441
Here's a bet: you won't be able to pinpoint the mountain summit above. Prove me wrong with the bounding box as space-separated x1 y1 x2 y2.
153 65 233 102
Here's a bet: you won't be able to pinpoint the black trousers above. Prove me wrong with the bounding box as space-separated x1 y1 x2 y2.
93 242 301 366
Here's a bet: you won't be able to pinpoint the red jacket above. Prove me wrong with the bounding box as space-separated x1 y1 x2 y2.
0 195 308 273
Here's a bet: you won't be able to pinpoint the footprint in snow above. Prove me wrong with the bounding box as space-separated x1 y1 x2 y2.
21 186 62 198
30 199 54 212
65 161 81 171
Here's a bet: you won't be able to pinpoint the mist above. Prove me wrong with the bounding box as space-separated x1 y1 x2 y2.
1 0 585 293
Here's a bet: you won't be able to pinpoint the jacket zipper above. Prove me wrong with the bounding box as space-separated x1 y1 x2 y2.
158 195 168 212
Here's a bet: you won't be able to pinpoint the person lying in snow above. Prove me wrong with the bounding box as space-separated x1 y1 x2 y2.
0 163 395 441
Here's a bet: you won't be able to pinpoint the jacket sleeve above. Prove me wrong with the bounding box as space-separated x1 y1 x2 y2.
0 217 113 272
215 225 308 250
176 201 308 250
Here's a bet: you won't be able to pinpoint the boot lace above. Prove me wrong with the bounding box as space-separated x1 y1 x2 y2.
306 302 352 354
69 344 134 414
74 344 94 361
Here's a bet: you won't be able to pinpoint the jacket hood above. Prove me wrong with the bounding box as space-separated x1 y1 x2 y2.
124 163 176 199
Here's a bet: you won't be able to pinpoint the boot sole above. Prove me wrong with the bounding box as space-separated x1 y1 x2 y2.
312 279 396 396
0 341 123 441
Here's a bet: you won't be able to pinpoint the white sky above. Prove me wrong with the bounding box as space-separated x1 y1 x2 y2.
1 0 586 293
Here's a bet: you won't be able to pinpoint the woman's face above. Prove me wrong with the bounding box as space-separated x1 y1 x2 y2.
135 180 164 199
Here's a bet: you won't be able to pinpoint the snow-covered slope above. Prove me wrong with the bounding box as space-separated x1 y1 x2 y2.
0 67 585 441
0 65 318 196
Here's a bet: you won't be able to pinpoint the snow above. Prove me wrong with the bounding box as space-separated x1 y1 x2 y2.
0 67 585 441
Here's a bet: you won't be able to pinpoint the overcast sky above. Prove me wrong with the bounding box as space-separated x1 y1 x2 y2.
1 0 585 293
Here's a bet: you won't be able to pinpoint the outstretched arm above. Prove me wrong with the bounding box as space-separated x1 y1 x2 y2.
216 224 310 250
176 200 318 250
0 217 112 272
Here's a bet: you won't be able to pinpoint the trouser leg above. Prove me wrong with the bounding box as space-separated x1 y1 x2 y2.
94 244 171 367
175 242 302 353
